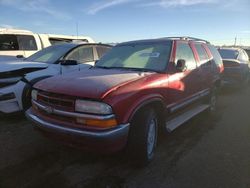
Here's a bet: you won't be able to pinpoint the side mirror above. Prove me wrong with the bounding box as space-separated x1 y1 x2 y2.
176 59 186 72
59 60 78 65
16 55 24 58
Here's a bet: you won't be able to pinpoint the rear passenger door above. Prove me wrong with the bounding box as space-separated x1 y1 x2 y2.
193 43 213 91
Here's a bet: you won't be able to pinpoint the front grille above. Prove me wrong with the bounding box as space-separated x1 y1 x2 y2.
37 91 75 112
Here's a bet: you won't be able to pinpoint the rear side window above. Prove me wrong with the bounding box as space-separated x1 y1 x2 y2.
66 46 94 63
96 46 111 58
17 35 37 50
195 44 209 63
0 34 37 51
0 34 18 50
207 45 223 66
49 38 89 45
176 42 197 70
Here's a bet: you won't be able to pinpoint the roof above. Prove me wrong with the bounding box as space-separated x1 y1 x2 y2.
0 28 32 34
118 36 210 46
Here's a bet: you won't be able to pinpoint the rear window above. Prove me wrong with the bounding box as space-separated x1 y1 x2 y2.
218 49 239 59
0 34 37 51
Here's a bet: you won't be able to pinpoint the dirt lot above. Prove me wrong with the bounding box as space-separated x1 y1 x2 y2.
0 88 250 188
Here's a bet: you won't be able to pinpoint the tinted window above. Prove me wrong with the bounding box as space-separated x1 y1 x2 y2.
26 44 74 63
49 38 71 45
49 38 89 45
96 46 111 58
218 49 239 59
0 34 19 50
195 44 208 63
96 42 172 72
66 46 94 63
0 34 37 51
17 35 37 50
176 42 197 69
208 45 223 66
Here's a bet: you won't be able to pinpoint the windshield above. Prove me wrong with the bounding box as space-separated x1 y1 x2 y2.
25 44 75 63
218 49 239 59
95 42 172 72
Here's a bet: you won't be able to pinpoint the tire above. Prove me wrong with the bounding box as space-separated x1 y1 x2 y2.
22 84 32 111
127 108 158 166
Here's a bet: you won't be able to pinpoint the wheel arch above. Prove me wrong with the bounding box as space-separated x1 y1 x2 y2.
127 96 166 125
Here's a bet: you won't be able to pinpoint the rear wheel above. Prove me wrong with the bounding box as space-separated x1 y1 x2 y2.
128 108 158 166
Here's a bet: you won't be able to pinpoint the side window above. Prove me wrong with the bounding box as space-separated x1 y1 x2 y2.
17 35 37 50
66 46 94 63
176 42 197 70
0 34 19 50
96 46 111 58
195 43 209 63
238 50 249 62
207 45 223 66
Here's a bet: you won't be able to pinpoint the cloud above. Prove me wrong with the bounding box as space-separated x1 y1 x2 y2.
0 24 15 29
140 0 217 8
86 0 219 15
0 0 71 20
86 0 136 15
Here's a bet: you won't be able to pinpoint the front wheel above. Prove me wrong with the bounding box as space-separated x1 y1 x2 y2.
127 108 158 166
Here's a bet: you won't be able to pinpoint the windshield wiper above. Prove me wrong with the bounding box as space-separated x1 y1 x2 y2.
116 67 157 72
94 66 157 73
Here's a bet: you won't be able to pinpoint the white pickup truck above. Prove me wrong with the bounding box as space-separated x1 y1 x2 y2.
0 28 95 58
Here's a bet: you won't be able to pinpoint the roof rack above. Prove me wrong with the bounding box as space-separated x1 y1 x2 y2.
163 36 210 44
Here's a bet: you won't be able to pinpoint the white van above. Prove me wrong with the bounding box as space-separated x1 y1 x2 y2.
0 28 95 58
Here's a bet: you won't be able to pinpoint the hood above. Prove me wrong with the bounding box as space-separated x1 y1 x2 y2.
0 61 48 73
34 68 151 99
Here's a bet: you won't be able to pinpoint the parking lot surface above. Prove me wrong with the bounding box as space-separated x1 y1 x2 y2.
0 88 250 188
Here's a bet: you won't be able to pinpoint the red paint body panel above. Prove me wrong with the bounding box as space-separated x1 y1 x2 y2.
29 38 221 152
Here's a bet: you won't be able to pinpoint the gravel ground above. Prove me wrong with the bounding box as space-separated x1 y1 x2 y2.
0 88 250 188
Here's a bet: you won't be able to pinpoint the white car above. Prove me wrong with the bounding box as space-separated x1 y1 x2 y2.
0 43 111 114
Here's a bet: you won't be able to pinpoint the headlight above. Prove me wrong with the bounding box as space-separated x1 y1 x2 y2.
75 100 113 115
31 90 38 101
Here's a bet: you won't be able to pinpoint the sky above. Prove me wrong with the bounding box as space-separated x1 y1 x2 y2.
0 0 250 46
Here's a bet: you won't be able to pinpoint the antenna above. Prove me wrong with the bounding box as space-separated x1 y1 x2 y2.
234 36 237 46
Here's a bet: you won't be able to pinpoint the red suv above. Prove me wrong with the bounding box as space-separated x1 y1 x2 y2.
26 37 222 165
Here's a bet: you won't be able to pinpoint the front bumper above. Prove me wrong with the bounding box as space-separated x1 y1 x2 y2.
0 81 26 113
26 108 130 152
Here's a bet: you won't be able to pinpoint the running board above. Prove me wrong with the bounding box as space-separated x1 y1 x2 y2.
166 104 210 132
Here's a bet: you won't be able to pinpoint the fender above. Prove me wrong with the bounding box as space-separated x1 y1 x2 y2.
21 75 52 110
123 94 166 123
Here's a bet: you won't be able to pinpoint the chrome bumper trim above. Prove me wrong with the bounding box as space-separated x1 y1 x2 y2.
32 100 115 120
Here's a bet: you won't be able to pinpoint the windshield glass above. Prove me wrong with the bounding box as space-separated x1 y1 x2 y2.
26 44 75 63
218 49 239 59
95 41 172 72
